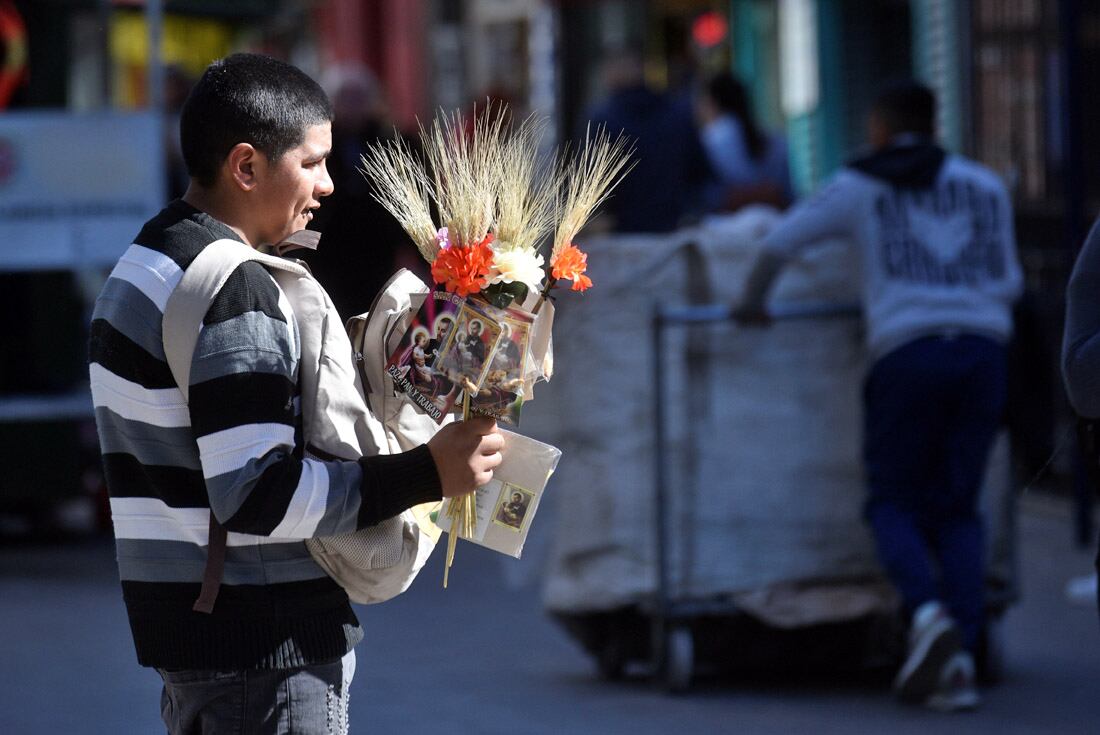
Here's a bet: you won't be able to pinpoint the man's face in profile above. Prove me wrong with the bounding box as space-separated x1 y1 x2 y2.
253 122 333 246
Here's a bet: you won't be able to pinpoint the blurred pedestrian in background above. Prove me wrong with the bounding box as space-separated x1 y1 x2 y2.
1061 215 1100 619
733 80 1023 711
697 71 792 212
307 65 421 317
586 47 712 233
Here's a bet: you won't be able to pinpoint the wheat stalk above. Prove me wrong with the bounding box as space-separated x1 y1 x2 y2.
552 125 635 259
493 114 560 254
421 106 504 248
358 135 439 262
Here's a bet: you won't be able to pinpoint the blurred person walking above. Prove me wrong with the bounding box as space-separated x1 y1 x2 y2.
1061 216 1100 618
307 65 420 317
733 81 1023 711
586 47 712 233
88 53 501 734
697 71 793 212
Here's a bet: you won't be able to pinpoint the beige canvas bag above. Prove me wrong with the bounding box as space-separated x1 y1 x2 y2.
162 239 443 609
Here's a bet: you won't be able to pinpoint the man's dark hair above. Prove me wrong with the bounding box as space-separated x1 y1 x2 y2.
180 53 333 187
872 80 937 137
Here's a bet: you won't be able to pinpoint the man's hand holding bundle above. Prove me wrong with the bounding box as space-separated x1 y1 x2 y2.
428 416 504 497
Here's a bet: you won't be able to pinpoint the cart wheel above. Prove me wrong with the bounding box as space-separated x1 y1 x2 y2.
663 626 693 693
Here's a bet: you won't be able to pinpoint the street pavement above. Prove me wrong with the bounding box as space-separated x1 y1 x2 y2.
0 492 1096 734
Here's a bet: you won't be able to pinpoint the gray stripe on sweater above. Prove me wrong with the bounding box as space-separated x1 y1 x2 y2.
115 538 327 584
204 454 363 536
315 460 364 536
191 345 298 386
192 311 297 383
93 277 166 360
204 448 293 523
94 407 202 470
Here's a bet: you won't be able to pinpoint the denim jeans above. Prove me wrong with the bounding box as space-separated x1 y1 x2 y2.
863 335 1007 651
157 650 355 735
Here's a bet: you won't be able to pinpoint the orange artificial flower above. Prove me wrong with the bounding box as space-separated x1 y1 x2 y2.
550 243 593 292
431 234 495 297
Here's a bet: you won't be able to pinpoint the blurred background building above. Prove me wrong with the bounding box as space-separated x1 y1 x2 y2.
1 0 1096 537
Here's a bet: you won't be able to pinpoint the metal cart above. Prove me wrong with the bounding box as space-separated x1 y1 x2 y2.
648 301 865 691
542 231 1015 692
562 301 1014 692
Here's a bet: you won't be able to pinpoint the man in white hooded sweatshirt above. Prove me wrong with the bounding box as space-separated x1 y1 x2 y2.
734 81 1023 711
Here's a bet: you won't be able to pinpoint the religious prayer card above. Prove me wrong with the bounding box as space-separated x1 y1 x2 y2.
385 290 503 423
468 304 534 426
433 429 562 558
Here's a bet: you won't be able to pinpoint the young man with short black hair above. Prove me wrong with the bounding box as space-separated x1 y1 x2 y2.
734 81 1023 711
89 53 502 733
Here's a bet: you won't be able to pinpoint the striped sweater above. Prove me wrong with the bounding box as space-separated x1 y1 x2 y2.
89 199 442 670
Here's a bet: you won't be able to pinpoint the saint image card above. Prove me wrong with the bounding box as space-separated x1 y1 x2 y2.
432 299 503 397
385 290 467 423
469 307 533 426
492 483 536 532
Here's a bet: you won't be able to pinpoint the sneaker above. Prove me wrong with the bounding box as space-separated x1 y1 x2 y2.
893 600 963 703
925 651 981 712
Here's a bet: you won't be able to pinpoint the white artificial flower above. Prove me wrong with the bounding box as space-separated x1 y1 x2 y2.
488 245 545 294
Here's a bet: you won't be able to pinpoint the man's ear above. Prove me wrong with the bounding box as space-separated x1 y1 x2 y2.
226 142 260 191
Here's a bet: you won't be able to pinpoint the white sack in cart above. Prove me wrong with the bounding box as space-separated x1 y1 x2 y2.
528 232 706 610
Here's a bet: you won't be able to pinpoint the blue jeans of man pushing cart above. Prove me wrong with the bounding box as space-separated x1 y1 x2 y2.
863 334 1007 680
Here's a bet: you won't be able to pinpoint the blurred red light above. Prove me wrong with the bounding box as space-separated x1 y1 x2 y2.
692 11 728 48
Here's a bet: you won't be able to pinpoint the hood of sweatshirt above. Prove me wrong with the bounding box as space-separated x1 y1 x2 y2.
848 139 947 189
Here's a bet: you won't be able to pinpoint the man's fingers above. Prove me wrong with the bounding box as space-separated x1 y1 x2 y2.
477 451 503 470
479 432 506 454
431 415 507 496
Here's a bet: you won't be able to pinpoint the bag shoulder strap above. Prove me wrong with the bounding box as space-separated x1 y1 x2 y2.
160 238 307 614
162 239 307 400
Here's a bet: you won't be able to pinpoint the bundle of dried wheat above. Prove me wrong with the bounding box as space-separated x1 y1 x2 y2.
358 107 633 588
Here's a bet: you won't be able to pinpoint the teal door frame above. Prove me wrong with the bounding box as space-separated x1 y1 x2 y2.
729 0 846 194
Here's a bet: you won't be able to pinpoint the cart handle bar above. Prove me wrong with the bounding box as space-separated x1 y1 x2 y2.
655 301 861 326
